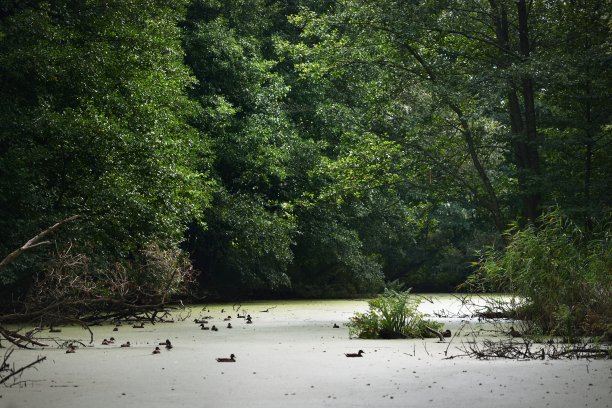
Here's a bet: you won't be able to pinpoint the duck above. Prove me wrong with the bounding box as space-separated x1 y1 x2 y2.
201 325 210 330
345 350 365 357
101 338 110 345
223 316 232 321
66 345 76 354
109 337 116 343
164 340 173 350
246 318 253 324
152 347 161 354
509 327 522 338
333 323 340 328
132 323 144 328
113 327 119 332
442 329 452 338
227 323 233 329
120 341 131 347
216 354 236 362
194 319 209 324
211 325 218 331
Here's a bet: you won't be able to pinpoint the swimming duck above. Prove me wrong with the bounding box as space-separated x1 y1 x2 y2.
216 354 236 362
201 325 210 330
442 329 451 338
165 340 173 350
211 325 218 331
66 345 76 354
120 341 131 347
109 337 115 343
345 350 365 357
101 338 110 345
132 323 144 328
152 347 161 354
223 316 232 321
246 318 252 324
509 327 522 338
113 327 119 332
333 323 340 328
227 323 232 329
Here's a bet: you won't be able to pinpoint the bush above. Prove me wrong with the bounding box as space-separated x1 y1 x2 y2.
346 289 443 339
463 209 611 338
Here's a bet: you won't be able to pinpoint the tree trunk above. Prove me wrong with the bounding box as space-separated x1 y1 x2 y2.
490 0 541 224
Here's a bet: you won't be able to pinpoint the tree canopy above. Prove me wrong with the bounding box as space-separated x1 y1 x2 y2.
0 0 609 300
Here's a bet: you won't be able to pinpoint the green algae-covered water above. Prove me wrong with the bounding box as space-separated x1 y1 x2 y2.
2 296 609 408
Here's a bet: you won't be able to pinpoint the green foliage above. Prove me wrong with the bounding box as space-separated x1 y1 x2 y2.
1 0 609 302
0 0 212 292
464 209 611 338
187 189 296 296
347 289 443 339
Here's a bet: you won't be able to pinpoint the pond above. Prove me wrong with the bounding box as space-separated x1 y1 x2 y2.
1 296 610 407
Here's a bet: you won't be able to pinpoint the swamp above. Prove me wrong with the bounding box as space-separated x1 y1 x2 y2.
0 1 610 407
2 297 610 408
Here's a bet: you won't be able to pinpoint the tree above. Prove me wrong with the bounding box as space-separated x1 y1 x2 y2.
0 0 211 294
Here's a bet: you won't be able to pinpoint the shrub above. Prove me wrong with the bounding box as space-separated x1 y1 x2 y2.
347 289 443 339
463 209 611 338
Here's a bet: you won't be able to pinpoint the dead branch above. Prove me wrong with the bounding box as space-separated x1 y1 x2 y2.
425 326 444 341
0 215 79 270
459 337 610 360
0 326 48 349
0 348 47 385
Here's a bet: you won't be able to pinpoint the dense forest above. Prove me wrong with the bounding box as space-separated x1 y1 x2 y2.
0 0 609 307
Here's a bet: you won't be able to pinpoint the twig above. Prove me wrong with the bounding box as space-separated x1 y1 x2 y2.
0 349 47 385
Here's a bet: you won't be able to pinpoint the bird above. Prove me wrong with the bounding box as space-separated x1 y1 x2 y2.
101 338 110 345
132 323 144 328
333 323 340 328
121 341 131 347
201 325 210 330
216 354 236 362
66 345 76 354
223 316 232 321
159 339 171 346
152 347 161 354
113 327 119 332
345 350 365 357
109 337 115 343
509 327 522 338
442 329 451 338
227 323 233 329
164 340 173 350
211 325 218 331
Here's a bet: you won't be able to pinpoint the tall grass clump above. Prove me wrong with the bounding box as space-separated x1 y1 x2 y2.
464 209 611 339
347 289 443 339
